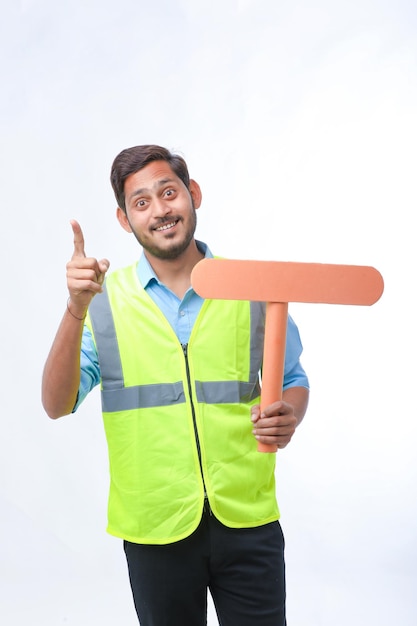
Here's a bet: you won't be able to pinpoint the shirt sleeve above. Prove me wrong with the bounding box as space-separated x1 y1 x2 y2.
72 326 101 411
283 314 309 390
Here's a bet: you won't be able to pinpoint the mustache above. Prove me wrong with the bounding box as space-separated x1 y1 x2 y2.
153 216 181 227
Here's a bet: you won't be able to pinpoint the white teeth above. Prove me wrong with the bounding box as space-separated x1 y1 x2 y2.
155 221 177 231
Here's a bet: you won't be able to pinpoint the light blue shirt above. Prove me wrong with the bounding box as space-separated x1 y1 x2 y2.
138 244 208 345
75 241 309 409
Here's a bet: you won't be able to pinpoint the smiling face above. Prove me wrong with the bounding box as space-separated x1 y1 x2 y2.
117 160 202 261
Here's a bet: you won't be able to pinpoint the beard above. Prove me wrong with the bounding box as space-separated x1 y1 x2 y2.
130 205 197 261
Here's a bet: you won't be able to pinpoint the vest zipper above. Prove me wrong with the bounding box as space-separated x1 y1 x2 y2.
182 343 209 508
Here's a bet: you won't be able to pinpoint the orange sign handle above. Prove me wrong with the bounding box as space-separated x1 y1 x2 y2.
190 257 384 455
258 301 288 453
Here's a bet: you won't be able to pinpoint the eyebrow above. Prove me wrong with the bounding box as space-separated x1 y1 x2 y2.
127 177 176 202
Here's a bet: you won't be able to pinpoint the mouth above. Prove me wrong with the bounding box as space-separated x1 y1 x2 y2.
154 219 180 232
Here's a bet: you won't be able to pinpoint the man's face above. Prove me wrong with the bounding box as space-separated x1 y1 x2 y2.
118 160 201 261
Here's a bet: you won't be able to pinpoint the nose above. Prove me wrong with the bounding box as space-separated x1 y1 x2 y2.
153 197 172 218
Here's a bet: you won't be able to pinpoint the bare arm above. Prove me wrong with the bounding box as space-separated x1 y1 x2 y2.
251 385 309 449
282 385 309 426
41 221 109 419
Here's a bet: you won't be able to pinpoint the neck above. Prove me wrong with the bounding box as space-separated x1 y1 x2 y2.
144 240 204 299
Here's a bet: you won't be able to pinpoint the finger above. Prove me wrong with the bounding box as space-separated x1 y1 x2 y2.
250 405 261 423
256 414 296 431
97 259 110 285
253 428 293 445
70 219 86 259
261 401 288 418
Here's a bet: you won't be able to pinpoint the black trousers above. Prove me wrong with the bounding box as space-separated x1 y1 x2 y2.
124 506 286 626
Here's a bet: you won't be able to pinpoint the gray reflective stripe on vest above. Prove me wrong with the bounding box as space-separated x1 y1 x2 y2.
88 287 263 412
88 287 123 390
102 382 186 412
195 380 259 404
249 301 266 384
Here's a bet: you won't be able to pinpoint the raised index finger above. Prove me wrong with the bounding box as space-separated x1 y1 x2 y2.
70 219 86 258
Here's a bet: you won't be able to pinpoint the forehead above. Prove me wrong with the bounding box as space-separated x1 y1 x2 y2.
124 160 180 197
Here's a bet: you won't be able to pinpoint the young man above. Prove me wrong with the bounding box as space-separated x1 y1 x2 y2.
42 145 309 625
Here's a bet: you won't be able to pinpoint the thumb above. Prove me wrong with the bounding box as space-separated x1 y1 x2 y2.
97 258 110 285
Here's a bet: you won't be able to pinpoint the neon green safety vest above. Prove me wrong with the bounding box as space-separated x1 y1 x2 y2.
86 263 279 545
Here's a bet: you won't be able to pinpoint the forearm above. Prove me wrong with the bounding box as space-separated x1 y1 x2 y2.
282 385 309 426
42 305 86 419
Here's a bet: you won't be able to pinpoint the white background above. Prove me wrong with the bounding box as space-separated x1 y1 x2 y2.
1 1 416 624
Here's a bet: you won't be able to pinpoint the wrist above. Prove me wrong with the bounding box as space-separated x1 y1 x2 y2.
66 297 87 321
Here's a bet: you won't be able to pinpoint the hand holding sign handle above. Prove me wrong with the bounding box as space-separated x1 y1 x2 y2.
191 259 384 452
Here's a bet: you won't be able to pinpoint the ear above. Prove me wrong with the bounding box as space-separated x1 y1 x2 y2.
189 179 202 210
116 207 132 233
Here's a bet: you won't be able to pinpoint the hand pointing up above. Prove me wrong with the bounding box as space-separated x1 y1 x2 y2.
66 220 110 317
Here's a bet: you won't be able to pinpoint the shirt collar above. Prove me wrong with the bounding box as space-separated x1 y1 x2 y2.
137 240 213 289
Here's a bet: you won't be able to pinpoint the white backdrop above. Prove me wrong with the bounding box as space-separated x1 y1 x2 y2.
1 1 416 624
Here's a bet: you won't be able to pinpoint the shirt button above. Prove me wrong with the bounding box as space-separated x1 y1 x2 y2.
180 310 186 317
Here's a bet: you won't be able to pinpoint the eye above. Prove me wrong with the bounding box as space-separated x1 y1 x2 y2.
135 199 147 208
164 188 176 198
